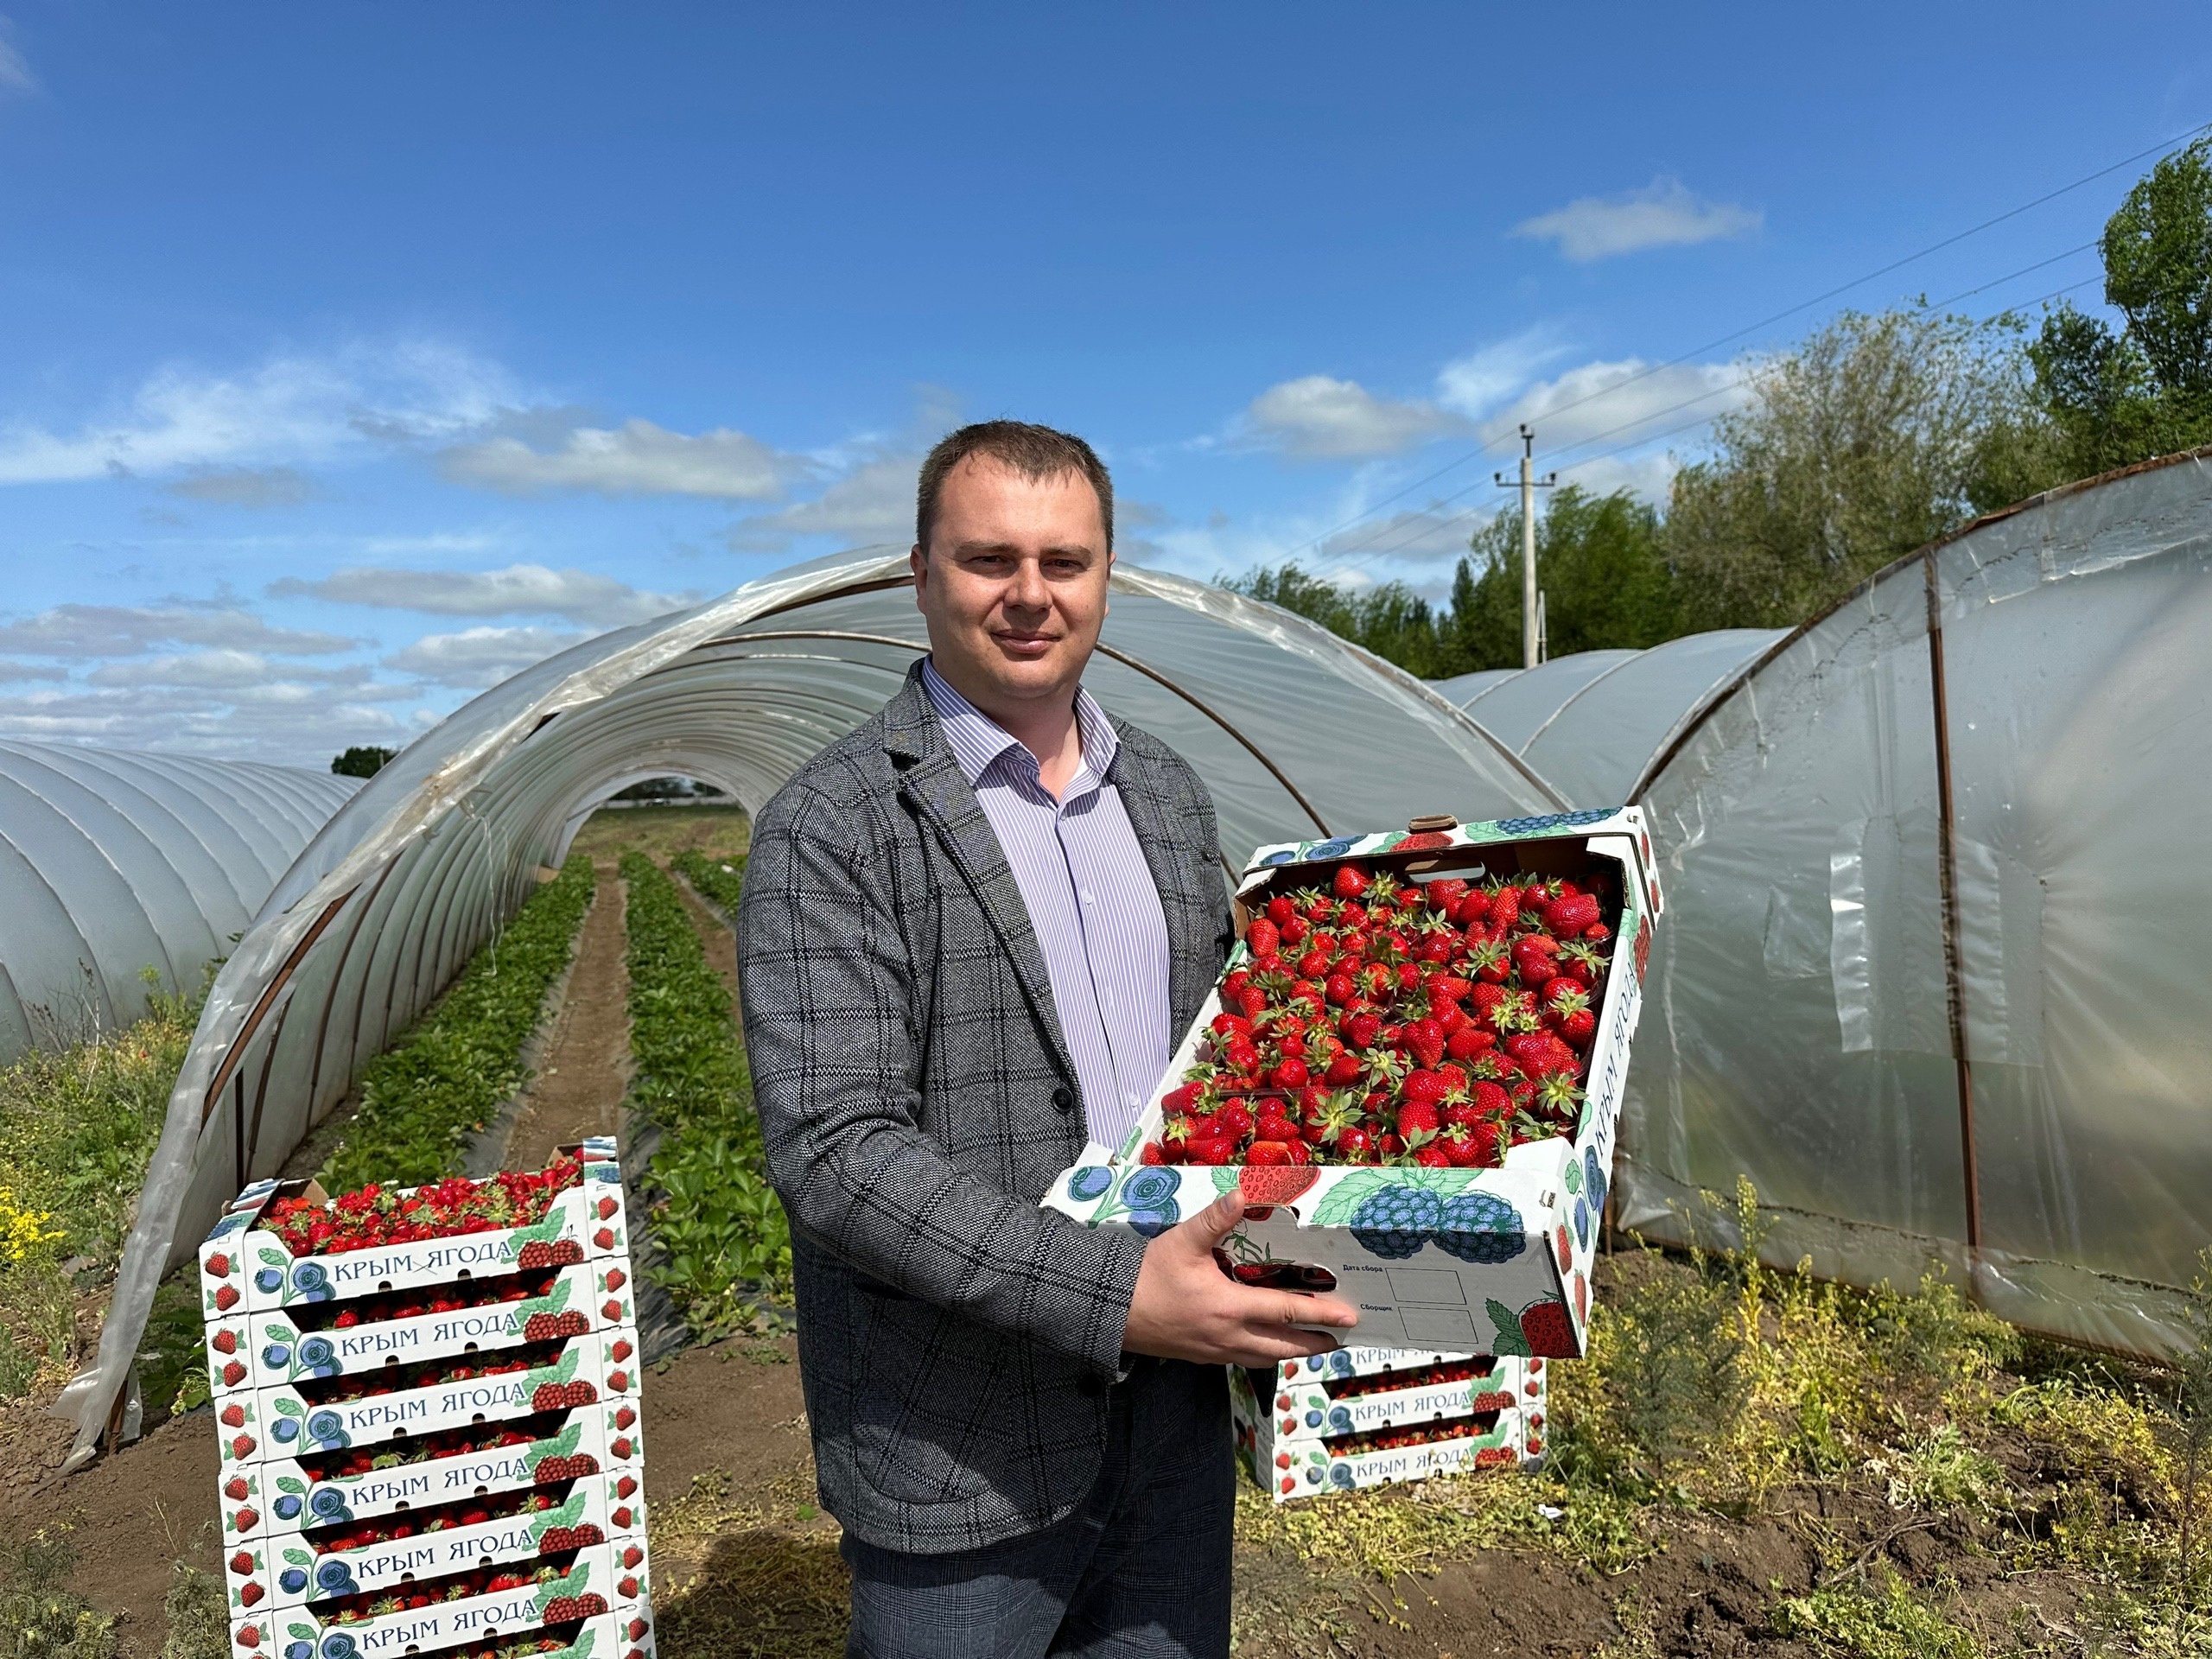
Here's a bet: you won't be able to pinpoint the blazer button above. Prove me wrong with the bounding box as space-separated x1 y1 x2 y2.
1052 1085 1076 1114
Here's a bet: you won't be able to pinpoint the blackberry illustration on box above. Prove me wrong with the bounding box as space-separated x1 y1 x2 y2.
1045 810 1655 1357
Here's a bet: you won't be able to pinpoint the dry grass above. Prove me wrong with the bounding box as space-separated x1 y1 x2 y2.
570 804 750 866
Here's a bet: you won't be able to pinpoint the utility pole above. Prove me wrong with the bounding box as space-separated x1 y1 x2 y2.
1495 425 1557 671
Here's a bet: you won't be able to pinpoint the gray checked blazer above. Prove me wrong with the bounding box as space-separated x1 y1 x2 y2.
735 661 1235 1555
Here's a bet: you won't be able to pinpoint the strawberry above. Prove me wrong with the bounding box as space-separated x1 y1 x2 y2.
1425 876 1470 911
1467 938 1510 984
220 1402 245 1428
213 1284 240 1312
1413 1144 1454 1168
1404 1016 1446 1070
1245 1139 1296 1166
1445 1025 1496 1062
1334 1125 1375 1160
607 1369 630 1392
1544 891 1601 938
1267 893 1295 927
230 1550 253 1575
605 1267 626 1291
1512 937 1559 985
617 1475 638 1498
1396 1096 1441 1142
1239 1165 1319 1205
222 1361 247 1387
211 1327 238 1355
225 1477 250 1502
594 1227 617 1250
1138 1141 1172 1166
629 1618 652 1642
234 1506 257 1529
236 1624 260 1648
1519 1299 1576 1357
615 1405 637 1428
204 1253 230 1277
237 1581 264 1607
1245 917 1281 959
611 1338 633 1362
1267 1057 1309 1092
1332 863 1371 899
1486 884 1526 930
601 1298 624 1321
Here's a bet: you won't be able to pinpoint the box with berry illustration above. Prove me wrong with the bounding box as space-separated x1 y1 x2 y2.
1261 1351 1522 1443
1045 809 1657 1357
200 1140 629 1318
226 1552 652 1659
215 1335 642 1476
217 1412 611 1541
1230 1354 1544 1502
228 1609 653 1659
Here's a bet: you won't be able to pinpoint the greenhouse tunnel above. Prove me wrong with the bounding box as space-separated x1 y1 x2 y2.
0 742 359 1065
59 548 1564 1462
1621 447 2212 1361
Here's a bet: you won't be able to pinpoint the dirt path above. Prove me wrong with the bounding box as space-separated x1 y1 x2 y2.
505 861 634 1170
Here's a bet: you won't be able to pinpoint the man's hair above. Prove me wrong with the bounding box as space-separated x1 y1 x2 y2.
915 421 1113 556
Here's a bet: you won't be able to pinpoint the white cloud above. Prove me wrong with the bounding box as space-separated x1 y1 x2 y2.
1242 376 1463 461
0 685 416 763
383 626 589 689
727 454 918 550
1513 177 1761 263
437 418 800 499
0 341 518 486
1435 330 1571 418
0 658 67 683
270 563 692 625
167 466 317 508
0 19 35 99
0 602 353 658
84 651 371 690
1476 357 1746 453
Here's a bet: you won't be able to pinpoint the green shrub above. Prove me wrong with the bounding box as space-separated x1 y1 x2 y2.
320 856 594 1191
0 1530 119 1659
620 854 791 1331
1774 1572 1984 1659
160 1558 226 1659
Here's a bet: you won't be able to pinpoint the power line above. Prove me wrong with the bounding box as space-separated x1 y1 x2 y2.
1284 118 2209 568
1312 248 2107 578
1311 266 2108 579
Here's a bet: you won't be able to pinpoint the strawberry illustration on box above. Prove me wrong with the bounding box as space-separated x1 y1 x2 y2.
1046 810 1656 1357
1230 1347 1548 1501
200 1140 626 1317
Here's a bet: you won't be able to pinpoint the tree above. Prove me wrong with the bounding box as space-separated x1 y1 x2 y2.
2030 137 2212 478
1452 486 1678 669
1662 308 2044 631
330 746 396 779
1218 563 1453 677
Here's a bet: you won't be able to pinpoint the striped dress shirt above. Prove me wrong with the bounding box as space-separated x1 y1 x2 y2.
919 658 1173 1152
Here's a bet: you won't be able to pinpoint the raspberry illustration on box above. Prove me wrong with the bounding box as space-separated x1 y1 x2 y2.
736 423 1360 1659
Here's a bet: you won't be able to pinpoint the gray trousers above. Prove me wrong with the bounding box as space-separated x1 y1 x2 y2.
841 1357 1235 1658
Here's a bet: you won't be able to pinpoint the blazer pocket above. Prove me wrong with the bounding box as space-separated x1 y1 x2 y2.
849 1294 1000 1509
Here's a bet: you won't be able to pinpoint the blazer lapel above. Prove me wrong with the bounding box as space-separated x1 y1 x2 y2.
881 668 1079 1088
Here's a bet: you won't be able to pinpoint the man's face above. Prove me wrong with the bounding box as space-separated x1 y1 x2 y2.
912 456 1112 715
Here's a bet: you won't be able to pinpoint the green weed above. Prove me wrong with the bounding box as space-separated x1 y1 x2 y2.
160 1557 227 1659
1773 1571 1984 1659
621 854 791 1331
319 855 594 1191
0 1529 120 1659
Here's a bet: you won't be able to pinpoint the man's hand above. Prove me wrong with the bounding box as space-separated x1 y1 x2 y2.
1122 1185 1359 1366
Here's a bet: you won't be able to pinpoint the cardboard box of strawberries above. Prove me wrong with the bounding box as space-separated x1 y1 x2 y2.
1044 808 1661 1357
199 1141 658 1659
1230 1350 1548 1502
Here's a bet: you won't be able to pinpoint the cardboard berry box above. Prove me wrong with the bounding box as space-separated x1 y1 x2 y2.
215 1331 642 1471
200 1139 629 1319
1262 1352 1522 1442
222 1481 621 1611
1044 810 1659 1357
1272 1345 1479 1387
203 1260 638 1395
226 1608 655 1659
1230 1352 1548 1502
225 1553 653 1658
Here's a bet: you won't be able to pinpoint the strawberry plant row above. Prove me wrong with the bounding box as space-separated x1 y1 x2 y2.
228 1552 654 1659
668 848 743 917
201 1141 629 1317
1046 809 1660 1357
320 855 596 1193
618 854 791 1325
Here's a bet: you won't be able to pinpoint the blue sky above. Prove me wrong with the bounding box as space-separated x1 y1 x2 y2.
1 3 2207 763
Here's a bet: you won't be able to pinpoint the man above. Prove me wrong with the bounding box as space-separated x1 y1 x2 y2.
737 420 1359 1658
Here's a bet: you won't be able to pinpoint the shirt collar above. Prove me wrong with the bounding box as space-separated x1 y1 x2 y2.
920 657 1120 791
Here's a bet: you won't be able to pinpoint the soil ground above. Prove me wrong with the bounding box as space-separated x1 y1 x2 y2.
504 861 634 1171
